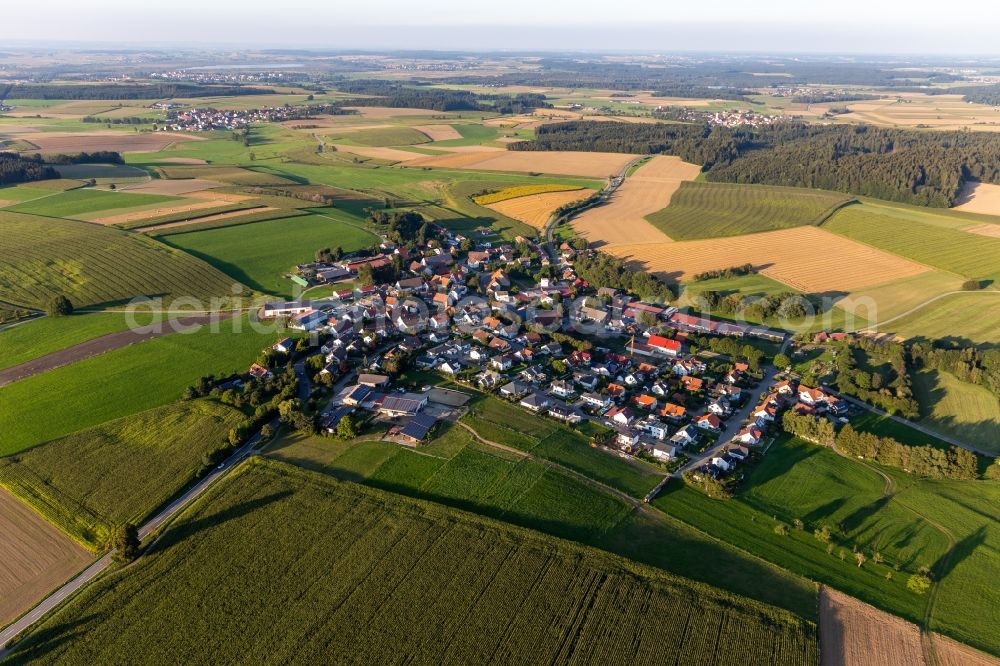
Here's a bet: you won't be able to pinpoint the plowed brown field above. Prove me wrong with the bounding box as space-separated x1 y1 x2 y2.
486 189 592 229
11 131 201 153
607 226 928 292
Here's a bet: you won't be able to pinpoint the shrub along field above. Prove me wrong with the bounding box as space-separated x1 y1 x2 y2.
0 211 239 310
824 203 1000 282
5 459 820 665
161 210 379 297
0 400 243 549
655 435 1000 657
0 315 277 455
645 181 853 240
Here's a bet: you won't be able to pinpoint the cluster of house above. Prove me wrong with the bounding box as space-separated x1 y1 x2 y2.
654 107 790 128
149 70 290 84
161 105 318 131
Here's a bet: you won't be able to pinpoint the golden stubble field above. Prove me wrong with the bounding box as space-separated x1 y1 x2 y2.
607 226 928 292
0 488 91 626
571 155 701 245
953 182 1000 216
827 94 1000 132
820 587 1000 666
485 189 593 229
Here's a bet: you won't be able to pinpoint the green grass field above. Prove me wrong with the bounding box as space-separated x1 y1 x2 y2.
327 126 430 147
645 182 852 240
912 369 1000 455
161 210 378 296
0 316 280 455
877 291 1000 346
5 188 179 218
0 400 243 549
0 313 134 371
655 435 1000 656
267 422 818 618
5 459 819 665
0 211 240 310
825 203 1000 282
0 184 73 203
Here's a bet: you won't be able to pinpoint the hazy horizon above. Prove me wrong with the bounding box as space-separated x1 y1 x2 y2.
6 0 1000 56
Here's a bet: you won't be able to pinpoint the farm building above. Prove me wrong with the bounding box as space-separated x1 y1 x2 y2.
399 414 438 443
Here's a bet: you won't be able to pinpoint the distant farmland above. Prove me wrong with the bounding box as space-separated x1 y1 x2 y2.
0 211 241 310
6 459 820 665
645 182 853 241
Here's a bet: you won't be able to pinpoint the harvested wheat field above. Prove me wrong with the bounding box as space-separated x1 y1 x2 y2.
953 182 1000 216
157 157 208 165
820 587 1000 666
408 150 637 178
0 488 92 626
88 199 229 226
607 226 928 292
331 144 424 163
412 124 463 141
486 189 593 229
342 106 442 118
834 95 1000 132
187 190 256 203
820 586 925 666
121 179 222 195
131 207 278 232
12 131 201 154
963 223 1000 238
572 155 700 245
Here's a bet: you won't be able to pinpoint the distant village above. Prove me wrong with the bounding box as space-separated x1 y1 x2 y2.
653 106 789 127
157 104 331 131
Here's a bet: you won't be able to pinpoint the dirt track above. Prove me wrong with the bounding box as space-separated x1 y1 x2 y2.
0 313 232 388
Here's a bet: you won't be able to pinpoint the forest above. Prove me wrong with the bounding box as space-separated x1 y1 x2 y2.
0 152 57 186
510 121 1000 206
330 80 549 113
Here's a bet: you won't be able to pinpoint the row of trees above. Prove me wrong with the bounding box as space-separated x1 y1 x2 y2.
836 425 978 480
909 342 1000 400
0 82 271 100
0 152 57 186
510 120 1000 207
573 252 674 303
698 290 809 321
329 80 549 114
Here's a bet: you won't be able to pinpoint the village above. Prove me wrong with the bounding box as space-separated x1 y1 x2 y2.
230 218 867 498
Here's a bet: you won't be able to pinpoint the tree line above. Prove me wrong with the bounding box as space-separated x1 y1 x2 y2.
329 80 549 114
0 83 272 100
82 116 157 125
832 337 919 419
574 252 675 303
509 120 1000 207
0 152 57 186
909 342 1000 400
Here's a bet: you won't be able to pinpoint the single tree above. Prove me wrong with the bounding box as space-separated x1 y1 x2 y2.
110 523 141 564
773 353 791 369
47 295 74 317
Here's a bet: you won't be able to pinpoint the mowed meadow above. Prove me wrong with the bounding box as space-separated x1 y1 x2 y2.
4 459 820 665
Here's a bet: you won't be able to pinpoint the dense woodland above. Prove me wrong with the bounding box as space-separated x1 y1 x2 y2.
910 343 1000 400
511 121 1000 206
789 93 880 104
0 152 57 186
0 83 273 100
574 252 675 303
652 86 752 101
832 338 919 418
331 80 548 113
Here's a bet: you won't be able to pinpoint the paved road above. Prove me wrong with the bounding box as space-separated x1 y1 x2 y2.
0 312 236 388
0 399 283 656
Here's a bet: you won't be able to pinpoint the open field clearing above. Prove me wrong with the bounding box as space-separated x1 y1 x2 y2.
953 182 1000 215
9 131 201 153
0 313 135 371
120 178 221 195
964 222 1000 238
913 369 1000 455
486 189 593 229
878 291 1000 345
472 183 584 205
412 123 463 141
825 205 1000 282
0 211 239 310
87 198 228 225
657 434 1000 657
0 400 244 549
0 183 80 204
644 182 853 241
830 94 1000 132
0 315 279 456
330 143 426 162
327 125 430 147
6 459 819 665
6 188 180 218
819 586 924 666
0 489 91 627
133 206 282 233
155 164 297 187
53 163 149 181
833 271 965 328
608 226 928 292
407 150 637 178
573 155 701 244
162 210 377 296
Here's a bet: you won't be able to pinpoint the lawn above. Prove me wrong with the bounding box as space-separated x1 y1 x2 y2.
0 400 243 549
0 313 134 371
654 434 1000 656
912 369 1000 455
825 203 1000 282
5 459 819 665
645 182 852 240
266 424 817 617
0 211 239 310
162 210 379 296
5 188 179 218
0 315 281 455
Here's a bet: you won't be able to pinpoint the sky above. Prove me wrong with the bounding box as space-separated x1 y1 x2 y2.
7 0 1000 54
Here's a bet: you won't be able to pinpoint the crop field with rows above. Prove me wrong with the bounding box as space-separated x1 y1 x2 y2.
645 181 853 240
6 459 820 665
0 211 240 309
472 183 583 205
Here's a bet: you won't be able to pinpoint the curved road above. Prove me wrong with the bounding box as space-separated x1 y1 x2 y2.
854 288 1000 333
